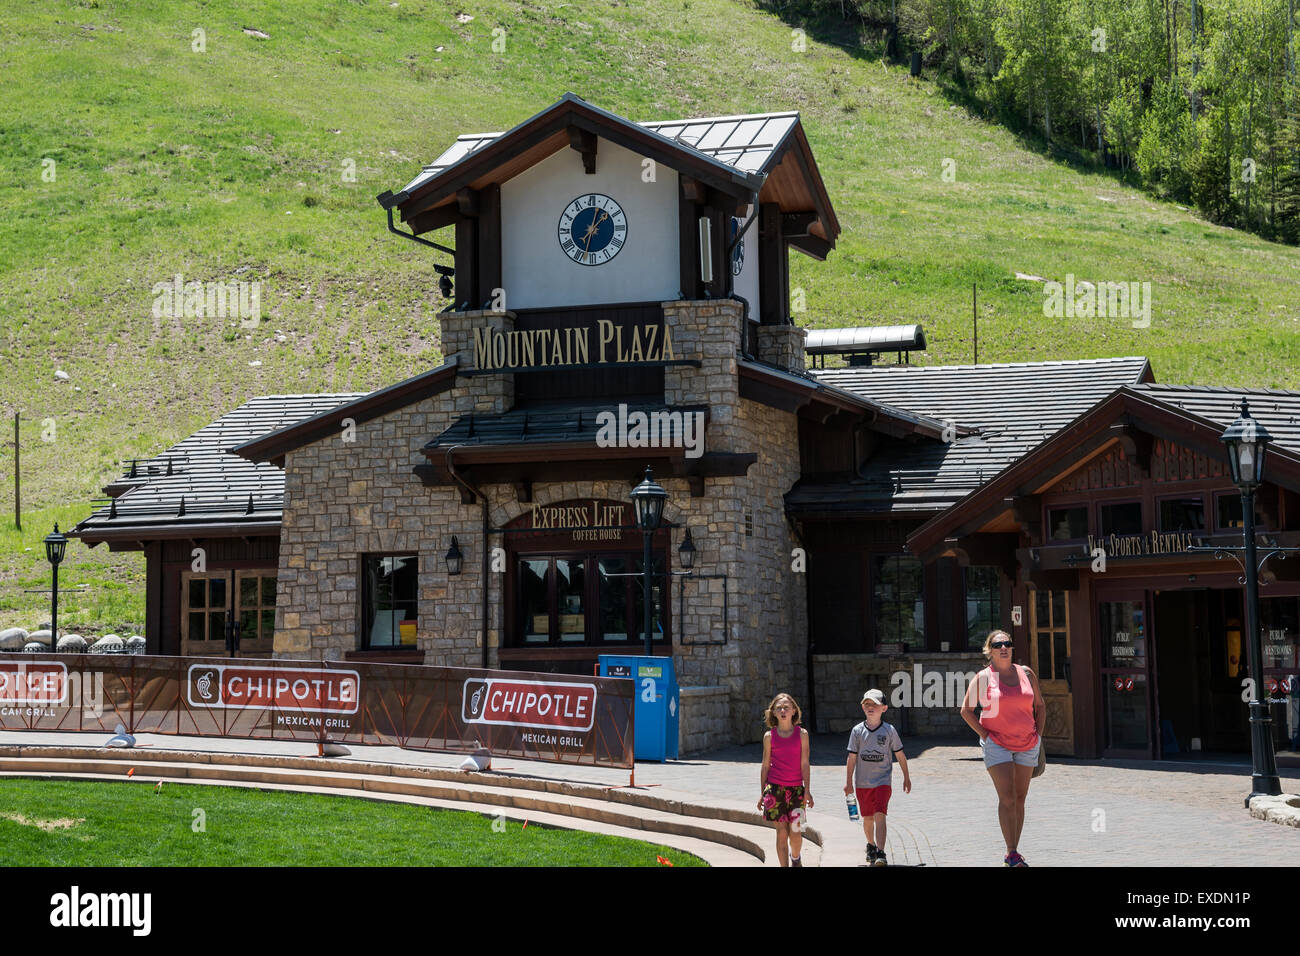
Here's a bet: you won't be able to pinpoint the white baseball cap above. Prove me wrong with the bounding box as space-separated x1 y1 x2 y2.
861 689 885 705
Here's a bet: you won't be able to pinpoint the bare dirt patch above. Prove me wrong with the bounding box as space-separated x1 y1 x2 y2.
1 812 84 832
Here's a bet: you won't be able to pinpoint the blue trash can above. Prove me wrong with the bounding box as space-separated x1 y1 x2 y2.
599 654 679 761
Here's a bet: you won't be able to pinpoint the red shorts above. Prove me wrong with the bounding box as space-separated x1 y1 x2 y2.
856 785 892 816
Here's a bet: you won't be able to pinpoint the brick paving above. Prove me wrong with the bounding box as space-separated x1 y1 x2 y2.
2 729 1296 865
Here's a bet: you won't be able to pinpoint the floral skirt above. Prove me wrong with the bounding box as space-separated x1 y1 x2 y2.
761 783 806 823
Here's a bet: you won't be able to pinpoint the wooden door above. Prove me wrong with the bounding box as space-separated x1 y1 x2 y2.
1030 589 1075 755
181 570 277 658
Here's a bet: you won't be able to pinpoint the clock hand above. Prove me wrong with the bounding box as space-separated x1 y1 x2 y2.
582 212 610 254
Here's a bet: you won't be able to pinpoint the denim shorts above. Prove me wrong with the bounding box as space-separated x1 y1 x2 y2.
980 735 1040 769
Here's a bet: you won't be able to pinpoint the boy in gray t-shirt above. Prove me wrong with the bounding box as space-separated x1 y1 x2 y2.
844 689 911 866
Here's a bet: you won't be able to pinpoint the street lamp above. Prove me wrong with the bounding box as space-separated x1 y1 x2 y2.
678 527 697 572
1221 398 1282 798
43 523 67 654
630 467 668 655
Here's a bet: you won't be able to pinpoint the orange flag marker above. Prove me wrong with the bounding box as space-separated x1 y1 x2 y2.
656 855 674 866
127 768 135 778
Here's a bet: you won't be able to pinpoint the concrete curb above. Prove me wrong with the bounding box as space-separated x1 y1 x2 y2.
1247 793 1300 828
0 744 823 866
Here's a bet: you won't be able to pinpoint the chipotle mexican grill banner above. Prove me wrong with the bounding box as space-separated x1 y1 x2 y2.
0 656 634 769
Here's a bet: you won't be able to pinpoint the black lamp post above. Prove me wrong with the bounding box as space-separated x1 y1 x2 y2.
43 523 67 654
1220 398 1282 798
630 467 668 655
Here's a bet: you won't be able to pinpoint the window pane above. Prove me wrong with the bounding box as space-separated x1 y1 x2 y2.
1037 632 1051 675
1035 590 1050 626
1159 497 1205 532
261 576 277 606
1052 591 1066 627
189 578 205 610
188 612 205 642
364 555 418 648
239 576 258 608
964 566 1000 650
1054 632 1068 681
209 577 226 609
874 556 924 650
597 558 630 641
1099 502 1142 535
556 558 586 642
1047 507 1088 540
520 559 551 643
240 610 258 642
261 609 276 640
209 611 226 645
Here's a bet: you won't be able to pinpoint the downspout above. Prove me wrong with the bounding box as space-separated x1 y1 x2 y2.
444 444 491 669
722 191 759 358
377 191 455 280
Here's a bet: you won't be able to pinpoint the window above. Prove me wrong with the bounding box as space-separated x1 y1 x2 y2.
362 555 418 649
1215 492 1266 531
872 555 925 651
185 573 229 644
964 566 1002 650
1159 496 1206 533
514 552 667 646
1032 590 1069 681
1098 501 1142 536
1047 506 1088 541
237 572 278 644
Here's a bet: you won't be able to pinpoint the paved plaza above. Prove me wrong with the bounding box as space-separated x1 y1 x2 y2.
1 729 1296 865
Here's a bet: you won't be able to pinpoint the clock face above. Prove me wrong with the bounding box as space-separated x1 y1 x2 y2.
558 193 627 266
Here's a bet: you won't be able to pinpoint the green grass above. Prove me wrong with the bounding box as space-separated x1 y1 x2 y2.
0 778 707 866
2 0 1299 630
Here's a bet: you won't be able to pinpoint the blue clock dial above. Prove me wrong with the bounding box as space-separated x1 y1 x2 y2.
557 194 627 266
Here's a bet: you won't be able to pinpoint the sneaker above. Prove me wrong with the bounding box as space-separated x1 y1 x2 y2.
1004 851 1028 867
872 850 888 867
791 856 802 868
866 843 878 864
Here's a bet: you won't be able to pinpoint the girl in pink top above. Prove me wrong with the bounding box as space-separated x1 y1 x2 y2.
758 692 813 867
961 630 1045 867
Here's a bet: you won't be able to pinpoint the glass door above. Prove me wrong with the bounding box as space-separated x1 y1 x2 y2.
1097 589 1155 758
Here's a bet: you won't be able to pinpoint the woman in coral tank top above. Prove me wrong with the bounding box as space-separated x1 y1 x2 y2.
960 630 1045 866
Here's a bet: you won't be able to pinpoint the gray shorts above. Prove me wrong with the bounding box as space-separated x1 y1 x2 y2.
981 735 1040 769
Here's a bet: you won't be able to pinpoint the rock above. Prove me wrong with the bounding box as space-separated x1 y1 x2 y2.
90 635 125 654
27 629 53 646
0 627 29 650
321 742 351 757
56 634 88 652
458 747 492 772
22 642 45 653
54 369 70 381
242 27 270 39
126 636 147 655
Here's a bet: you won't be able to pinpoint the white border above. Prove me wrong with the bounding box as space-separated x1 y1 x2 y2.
186 663 361 715
462 678 597 732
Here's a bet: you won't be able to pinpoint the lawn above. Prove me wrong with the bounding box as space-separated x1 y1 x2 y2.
0 777 707 867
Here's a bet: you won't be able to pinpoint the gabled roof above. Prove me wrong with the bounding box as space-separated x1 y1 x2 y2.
233 361 458 467
70 394 364 547
907 383 1300 558
807 357 1154 511
387 93 839 250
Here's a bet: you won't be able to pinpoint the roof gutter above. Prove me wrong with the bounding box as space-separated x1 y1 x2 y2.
377 190 455 278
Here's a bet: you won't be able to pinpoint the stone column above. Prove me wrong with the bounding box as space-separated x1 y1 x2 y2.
756 324 808 374
438 309 515 414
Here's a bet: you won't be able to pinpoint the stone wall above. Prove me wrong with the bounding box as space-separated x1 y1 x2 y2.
813 652 987 739
678 685 731 755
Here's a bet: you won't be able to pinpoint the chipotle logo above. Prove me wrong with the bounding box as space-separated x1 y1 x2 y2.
187 664 360 715
462 678 596 731
0 661 68 705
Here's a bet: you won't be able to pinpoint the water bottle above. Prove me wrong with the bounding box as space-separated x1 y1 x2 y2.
846 793 859 821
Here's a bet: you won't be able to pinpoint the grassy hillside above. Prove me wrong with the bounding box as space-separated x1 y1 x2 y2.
2 0 1299 632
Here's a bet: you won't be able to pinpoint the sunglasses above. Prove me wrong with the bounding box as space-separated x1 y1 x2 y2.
990 640 1013 649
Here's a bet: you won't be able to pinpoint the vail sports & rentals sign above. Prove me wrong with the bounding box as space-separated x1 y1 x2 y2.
0 656 633 769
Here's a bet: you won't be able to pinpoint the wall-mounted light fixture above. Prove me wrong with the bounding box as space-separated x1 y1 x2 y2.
445 535 464 576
